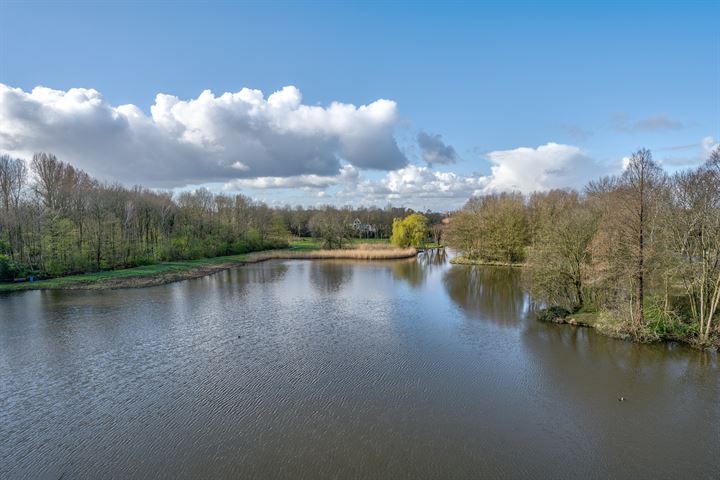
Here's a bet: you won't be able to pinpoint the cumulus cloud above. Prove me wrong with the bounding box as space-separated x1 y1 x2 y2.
0 83 407 186
353 165 485 202
483 142 604 193
224 165 359 190
330 142 608 208
417 131 458 165
613 113 684 133
0 83 617 209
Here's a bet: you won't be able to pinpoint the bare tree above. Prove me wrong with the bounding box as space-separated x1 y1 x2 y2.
31 153 65 211
445 193 528 263
588 150 665 328
308 208 351 249
663 147 720 343
526 190 597 311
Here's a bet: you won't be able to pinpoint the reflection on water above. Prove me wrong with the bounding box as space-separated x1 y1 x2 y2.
391 248 448 288
418 247 448 267
310 261 354 293
391 257 426 288
235 260 289 284
444 264 529 325
1 254 717 479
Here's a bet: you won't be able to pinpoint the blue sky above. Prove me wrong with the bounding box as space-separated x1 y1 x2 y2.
1 1 718 209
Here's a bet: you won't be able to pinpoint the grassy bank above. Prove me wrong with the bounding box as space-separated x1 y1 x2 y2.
537 308 719 350
0 254 255 292
450 256 525 267
0 240 415 292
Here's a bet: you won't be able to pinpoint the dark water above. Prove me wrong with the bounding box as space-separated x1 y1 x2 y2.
1 251 718 479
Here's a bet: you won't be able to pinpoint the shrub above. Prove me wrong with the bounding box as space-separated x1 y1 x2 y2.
535 306 571 322
644 303 698 340
0 254 18 282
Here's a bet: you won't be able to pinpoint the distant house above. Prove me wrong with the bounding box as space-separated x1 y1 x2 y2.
351 218 377 236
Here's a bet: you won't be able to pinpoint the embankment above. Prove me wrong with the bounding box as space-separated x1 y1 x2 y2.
0 247 418 292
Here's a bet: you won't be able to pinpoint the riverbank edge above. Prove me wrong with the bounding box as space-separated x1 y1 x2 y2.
449 256 525 267
538 310 719 351
450 256 718 351
0 247 418 292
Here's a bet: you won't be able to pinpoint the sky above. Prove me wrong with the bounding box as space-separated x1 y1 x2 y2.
1 0 718 210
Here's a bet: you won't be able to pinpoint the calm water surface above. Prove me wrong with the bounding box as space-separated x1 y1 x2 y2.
1 251 718 479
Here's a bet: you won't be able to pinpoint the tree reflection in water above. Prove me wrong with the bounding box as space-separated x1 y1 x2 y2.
391 248 448 288
443 265 529 326
309 260 354 294
234 262 289 284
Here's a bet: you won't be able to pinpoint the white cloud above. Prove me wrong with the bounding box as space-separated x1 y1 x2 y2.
335 142 607 208
223 165 359 190
484 142 603 193
0 84 617 209
702 136 718 158
246 141 606 209
0 83 407 186
353 165 486 202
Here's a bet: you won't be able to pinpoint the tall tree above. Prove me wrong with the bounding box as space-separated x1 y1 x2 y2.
526 190 597 310
662 147 720 343
390 213 429 248
590 149 665 327
308 208 351 249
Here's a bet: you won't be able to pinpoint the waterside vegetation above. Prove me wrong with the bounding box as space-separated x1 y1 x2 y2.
446 147 720 348
0 239 417 292
0 152 443 286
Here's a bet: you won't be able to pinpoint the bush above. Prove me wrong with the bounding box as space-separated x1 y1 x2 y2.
535 306 571 322
0 254 18 281
645 303 698 340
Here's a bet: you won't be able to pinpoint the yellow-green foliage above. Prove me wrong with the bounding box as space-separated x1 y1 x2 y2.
391 213 429 248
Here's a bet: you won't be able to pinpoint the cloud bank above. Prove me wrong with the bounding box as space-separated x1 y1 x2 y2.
1 83 619 208
0 83 406 186
287 143 606 208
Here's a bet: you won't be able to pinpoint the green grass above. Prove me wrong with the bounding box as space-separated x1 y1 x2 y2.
450 256 525 267
565 312 600 327
0 254 253 292
288 237 324 251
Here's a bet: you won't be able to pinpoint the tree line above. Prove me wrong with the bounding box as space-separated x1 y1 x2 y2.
445 147 720 346
0 153 442 280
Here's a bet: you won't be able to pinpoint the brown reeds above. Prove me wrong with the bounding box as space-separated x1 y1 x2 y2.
246 246 417 262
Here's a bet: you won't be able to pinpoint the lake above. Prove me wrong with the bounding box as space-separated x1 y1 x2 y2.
1 250 718 479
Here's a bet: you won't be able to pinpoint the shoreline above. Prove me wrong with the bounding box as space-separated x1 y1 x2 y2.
449 256 525 267
539 311 719 351
0 247 418 292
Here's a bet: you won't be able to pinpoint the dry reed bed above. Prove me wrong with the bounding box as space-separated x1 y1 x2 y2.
247 246 418 262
